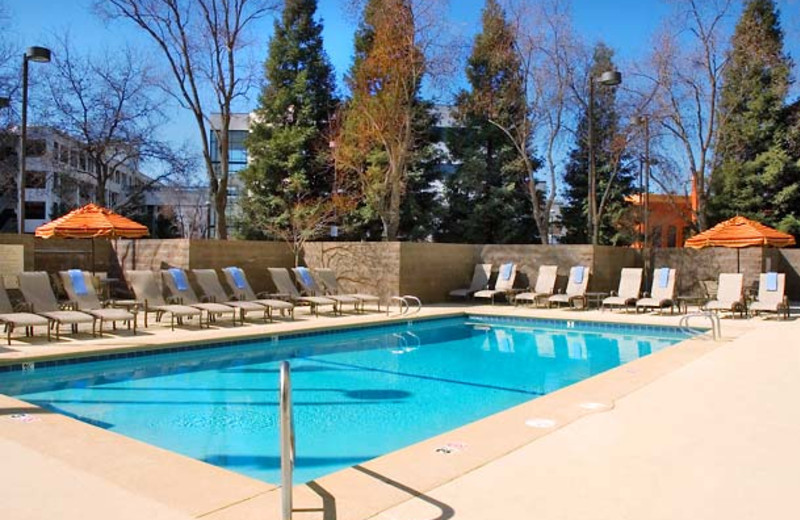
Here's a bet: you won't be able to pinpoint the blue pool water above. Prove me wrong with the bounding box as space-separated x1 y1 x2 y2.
0 316 691 484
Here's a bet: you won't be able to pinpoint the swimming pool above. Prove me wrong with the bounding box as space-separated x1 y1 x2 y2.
0 315 692 484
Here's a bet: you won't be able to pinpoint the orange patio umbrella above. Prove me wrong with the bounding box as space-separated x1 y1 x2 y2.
35 203 149 273
684 215 795 271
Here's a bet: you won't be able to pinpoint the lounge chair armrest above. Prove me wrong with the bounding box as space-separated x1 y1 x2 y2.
14 302 34 313
166 295 183 304
201 295 216 303
610 290 618 296
642 291 650 298
60 300 78 311
255 291 272 299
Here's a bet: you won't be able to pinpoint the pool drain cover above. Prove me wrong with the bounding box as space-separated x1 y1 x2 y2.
525 418 556 428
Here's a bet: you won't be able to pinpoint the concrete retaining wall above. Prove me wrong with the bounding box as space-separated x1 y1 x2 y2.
6 231 798 303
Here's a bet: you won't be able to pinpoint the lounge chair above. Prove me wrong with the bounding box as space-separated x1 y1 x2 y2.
703 273 745 317
292 267 361 313
59 270 137 335
602 268 643 312
18 271 96 340
192 269 273 322
125 270 205 330
268 268 338 316
221 267 295 319
548 266 590 309
162 268 240 326
0 277 51 345
636 268 676 313
515 265 558 307
749 272 789 319
474 263 517 304
449 264 492 299
315 268 381 311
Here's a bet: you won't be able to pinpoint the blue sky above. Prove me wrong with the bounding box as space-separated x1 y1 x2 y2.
5 0 800 162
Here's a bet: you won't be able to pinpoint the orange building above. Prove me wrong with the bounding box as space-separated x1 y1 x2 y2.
625 193 695 248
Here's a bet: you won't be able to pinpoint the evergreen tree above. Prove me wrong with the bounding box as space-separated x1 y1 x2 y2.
437 0 537 244
239 0 338 239
561 43 635 245
712 0 794 227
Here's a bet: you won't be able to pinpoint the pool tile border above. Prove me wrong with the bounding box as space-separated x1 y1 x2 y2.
0 312 695 374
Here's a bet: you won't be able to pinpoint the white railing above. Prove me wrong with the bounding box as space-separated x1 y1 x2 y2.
386 295 422 316
279 361 295 520
678 311 721 341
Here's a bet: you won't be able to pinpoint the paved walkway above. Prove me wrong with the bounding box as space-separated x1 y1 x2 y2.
0 306 796 519
372 316 800 520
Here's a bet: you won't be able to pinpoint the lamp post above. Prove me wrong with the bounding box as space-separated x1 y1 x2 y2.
632 115 651 285
18 46 51 234
587 69 622 244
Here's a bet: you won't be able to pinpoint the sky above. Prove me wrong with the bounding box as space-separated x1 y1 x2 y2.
5 0 800 175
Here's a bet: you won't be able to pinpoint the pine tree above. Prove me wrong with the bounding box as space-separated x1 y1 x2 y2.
437 0 537 244
561 43 635 245
712 0 793 226
239 0 338 239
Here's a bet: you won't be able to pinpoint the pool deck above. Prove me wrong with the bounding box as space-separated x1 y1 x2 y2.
1 304 797 520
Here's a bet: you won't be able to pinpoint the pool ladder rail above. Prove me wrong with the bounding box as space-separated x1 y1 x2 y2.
280 361 295 520
678 311 722 341
387 295 422 316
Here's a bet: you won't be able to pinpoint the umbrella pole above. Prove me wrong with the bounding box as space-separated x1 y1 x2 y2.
91 238 96 276
737 249 740 274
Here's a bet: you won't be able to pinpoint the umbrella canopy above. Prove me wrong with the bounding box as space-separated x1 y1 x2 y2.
684 215 795 249
34 203 149 239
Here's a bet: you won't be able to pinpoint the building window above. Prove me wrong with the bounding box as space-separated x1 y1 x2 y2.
652 226 663 248
25 139 46 157
25 201 46 219
59 145 69 164
25 171 47 189
667 226 677 248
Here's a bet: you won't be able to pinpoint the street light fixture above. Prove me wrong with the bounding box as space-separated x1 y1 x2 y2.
18 46 52 234
587 69 622 243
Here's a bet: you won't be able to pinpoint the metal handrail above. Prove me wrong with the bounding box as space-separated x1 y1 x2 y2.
387 296 409 316
679 311 721 341
280 361 295 520
402 295 422 315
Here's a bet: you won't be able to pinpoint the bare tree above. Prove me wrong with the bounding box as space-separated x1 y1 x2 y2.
43 36 184 210
495 0 580 244
650 0 733 231
98 0 277 239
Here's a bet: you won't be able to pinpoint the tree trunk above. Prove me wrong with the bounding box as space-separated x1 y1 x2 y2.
96 177 107 207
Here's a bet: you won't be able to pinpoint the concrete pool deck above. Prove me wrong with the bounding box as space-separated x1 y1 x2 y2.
0 304 796 519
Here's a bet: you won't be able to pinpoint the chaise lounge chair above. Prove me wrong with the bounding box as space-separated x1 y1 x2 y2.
192 269 274 323
474 263 517 304
59 269 137 335
703 273 745 318
749 272 789 319
221 267 295 319
602 267 643 312
515 265 558 307
548 266 590 309
18 271 97 340
0 277 51 345
268 268 338 316
449 264 492 300
636 267 676 314
315 268 381 311
162 268 240 326
292 267 361 313
125 270 205 330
